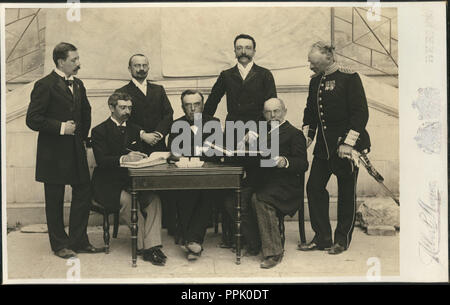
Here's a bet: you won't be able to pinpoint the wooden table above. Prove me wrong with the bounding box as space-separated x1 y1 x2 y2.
128 162 244 267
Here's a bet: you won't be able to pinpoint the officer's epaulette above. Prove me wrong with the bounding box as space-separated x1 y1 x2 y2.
338 65 356 74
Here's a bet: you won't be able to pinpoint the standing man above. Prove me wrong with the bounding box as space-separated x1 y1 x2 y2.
91 92 166 266
204 34 277 249
299 41 371 255
115 54 174 155
26 42 104 259
115 54 175 235
204 33 277 123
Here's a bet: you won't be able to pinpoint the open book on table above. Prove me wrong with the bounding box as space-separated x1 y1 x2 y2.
120 151 170 168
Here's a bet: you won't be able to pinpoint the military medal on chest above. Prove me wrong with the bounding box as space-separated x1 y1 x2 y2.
324 80 335 91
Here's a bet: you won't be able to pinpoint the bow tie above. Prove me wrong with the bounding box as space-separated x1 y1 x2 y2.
65 79 74 87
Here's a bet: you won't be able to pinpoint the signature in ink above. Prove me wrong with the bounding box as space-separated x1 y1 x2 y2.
418 181 441 265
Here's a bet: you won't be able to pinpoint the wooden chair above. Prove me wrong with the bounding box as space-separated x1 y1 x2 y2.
90 200 120 254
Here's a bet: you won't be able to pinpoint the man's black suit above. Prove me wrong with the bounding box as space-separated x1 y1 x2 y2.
250 121 309 217
115 81 174 154
26 71 92 252
249 121 308 258
91 118 142 212
167 114 220 245
204 64 277 122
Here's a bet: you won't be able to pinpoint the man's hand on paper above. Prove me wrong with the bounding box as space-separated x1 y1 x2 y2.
274 156 287 168
123 151 147 162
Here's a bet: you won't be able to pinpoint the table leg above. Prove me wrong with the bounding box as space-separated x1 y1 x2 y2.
235 187 241 265
131 190 138 267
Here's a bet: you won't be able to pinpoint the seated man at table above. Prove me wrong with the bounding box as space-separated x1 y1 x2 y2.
244 98 309 268
168 89 221 261
91 92 167 266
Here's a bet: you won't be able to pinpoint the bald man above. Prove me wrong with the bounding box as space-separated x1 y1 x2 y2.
246 98 309 269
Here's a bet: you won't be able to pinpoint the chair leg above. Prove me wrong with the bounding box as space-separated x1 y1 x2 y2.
214 206 219 234
103 213 110 254
278 215 286 249
113 211 119 238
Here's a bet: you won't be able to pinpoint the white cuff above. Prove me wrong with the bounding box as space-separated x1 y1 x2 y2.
344 129 360 146
247 130 259 139
119 155 125 165
139 130 145 139
284 157 289 168
60 122 66 135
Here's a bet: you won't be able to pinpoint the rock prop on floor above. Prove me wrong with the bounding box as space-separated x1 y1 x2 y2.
366 225 396 236
20 224 48 233
356 197 399 235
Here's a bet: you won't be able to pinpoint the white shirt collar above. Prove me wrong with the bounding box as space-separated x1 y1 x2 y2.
54 68 74 80
110 116 126 127
132 77 148 95
237 60 254 79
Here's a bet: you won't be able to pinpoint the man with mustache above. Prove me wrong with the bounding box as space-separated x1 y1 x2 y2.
167 90 221 261
91 92 166 266
203 34 278 249
245 98 308 268
115 53 176 237
115 54 174 155
204 34 277 124
26 42 104 259
299 41 371 255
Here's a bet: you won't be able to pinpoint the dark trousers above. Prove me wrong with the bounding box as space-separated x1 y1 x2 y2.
224 187 261 252
160 191 178 236
306 157 359 249
174 190 213 244
251 194 284 258
44 183 91 252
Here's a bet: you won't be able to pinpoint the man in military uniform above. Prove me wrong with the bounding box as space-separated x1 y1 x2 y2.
299 41 371 255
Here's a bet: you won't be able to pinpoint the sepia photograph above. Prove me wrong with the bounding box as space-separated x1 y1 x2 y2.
1 1 447 286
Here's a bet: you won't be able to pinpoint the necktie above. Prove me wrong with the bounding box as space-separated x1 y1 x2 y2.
65 79 74 87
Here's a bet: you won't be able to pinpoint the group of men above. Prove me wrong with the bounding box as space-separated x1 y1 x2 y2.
26 33 371 269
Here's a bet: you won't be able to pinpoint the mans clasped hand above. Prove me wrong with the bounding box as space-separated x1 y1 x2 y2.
63 120 77 135
140 132 162 146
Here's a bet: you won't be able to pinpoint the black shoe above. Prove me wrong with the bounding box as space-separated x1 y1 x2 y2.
328 243 346 255
297 241 330 252
155 247 167 261
54 248 77 259
260 254 283 269
143 248 165 266
73 244 105 254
